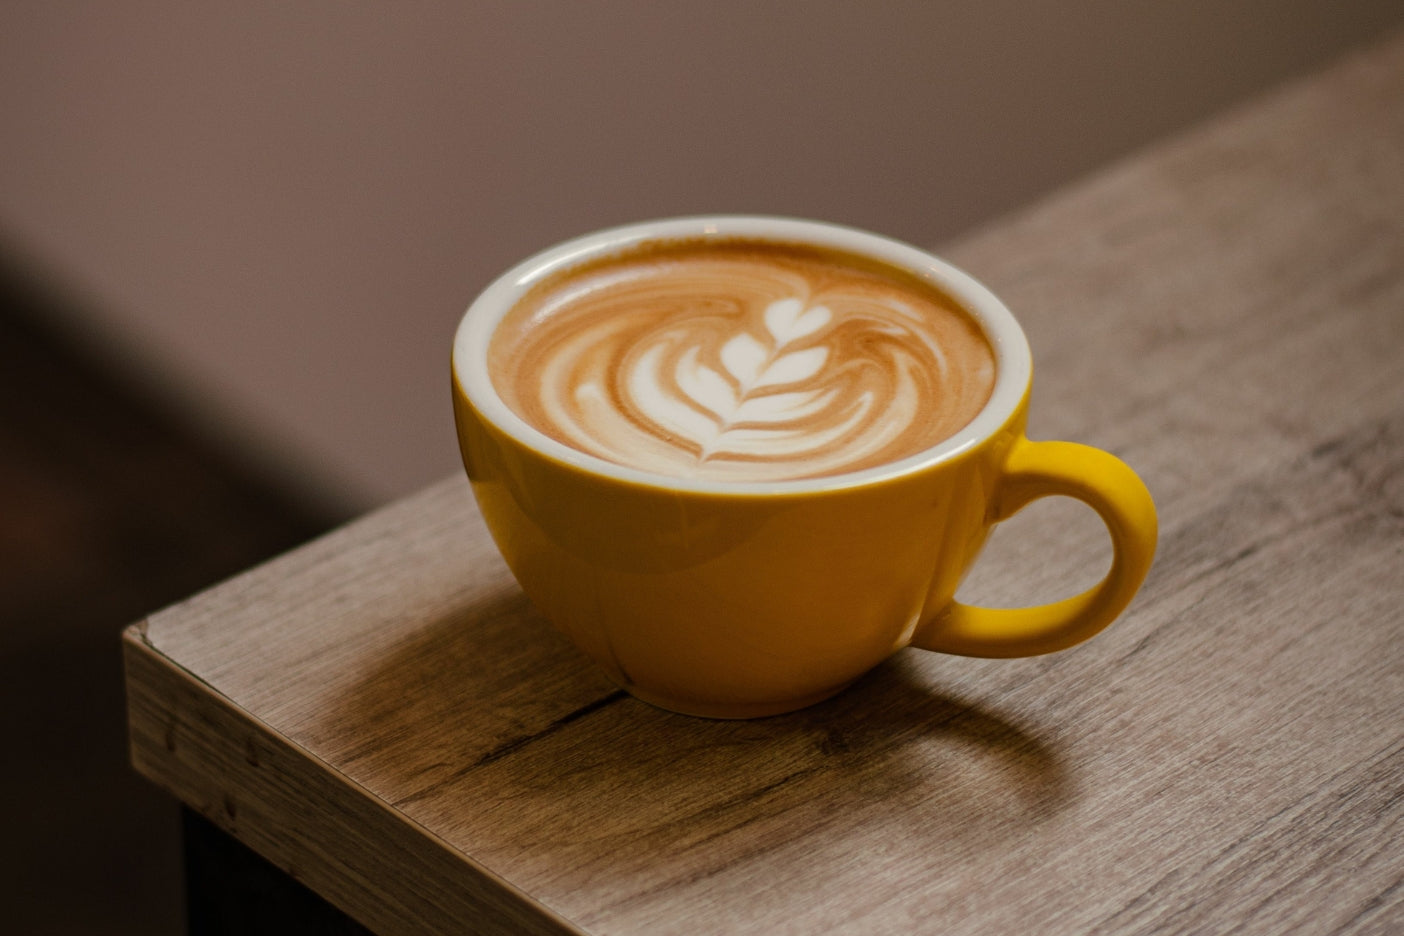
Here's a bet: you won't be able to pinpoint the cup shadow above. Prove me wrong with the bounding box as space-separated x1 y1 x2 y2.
321 591 1078 895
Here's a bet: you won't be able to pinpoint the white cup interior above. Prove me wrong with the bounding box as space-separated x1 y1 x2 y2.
453 215 1032 494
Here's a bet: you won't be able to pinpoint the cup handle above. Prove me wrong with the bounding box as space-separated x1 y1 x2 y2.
912 437 1158 658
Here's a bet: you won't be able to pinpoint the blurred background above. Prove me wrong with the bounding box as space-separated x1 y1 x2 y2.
3 3 1402 933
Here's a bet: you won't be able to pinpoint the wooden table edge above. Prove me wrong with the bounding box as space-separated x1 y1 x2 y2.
122 618 589 936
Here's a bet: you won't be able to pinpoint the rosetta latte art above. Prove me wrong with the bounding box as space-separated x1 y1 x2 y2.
489 244 995 482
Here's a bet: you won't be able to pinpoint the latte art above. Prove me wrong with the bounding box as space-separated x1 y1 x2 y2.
489 242 995 482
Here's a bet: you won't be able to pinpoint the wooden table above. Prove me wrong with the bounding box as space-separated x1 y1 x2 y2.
125 31 1404 935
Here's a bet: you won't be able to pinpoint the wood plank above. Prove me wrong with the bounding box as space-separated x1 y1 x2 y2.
127 29 1404 935
125 606 588 936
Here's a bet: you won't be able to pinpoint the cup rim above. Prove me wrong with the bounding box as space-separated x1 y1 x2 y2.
453 215 1032 495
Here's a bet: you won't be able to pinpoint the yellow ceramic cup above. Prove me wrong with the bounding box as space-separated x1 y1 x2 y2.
452 217 1157 718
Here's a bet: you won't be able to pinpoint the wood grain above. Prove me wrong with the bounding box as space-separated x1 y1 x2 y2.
126 30 1404 935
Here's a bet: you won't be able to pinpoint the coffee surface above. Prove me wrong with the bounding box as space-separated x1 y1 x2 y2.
488 240 995 482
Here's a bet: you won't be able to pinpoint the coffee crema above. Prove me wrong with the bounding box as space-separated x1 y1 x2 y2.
487 240 996 482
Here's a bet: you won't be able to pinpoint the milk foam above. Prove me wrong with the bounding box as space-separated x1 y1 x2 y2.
489 243 995 482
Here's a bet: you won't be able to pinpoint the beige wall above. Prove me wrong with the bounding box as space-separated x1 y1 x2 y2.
3 2 1401 511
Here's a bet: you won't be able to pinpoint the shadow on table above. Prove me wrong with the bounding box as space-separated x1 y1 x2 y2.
328 592 1078 901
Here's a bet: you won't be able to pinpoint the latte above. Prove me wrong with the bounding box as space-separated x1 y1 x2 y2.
487 239 995 482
